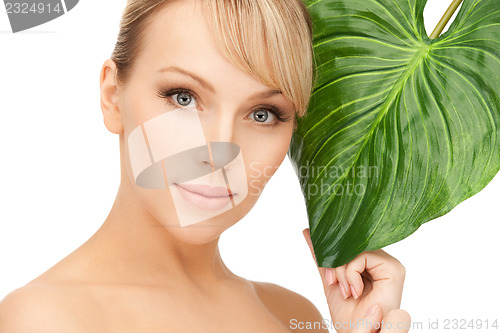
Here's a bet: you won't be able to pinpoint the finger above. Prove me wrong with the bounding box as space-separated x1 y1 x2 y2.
346 250 405 311
326 267 338 285
302 228 329 288
345 255 367 300
351 303 383 333
380 309 412 333
334 264 350 299
302 228 316 262
361 250 406 282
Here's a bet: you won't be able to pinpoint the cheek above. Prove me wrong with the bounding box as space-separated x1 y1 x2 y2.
121 99 163 162
122 104 266 230
244 130 292 195
121 90 293 234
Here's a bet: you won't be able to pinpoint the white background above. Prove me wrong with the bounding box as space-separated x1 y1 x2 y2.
1 1 499 332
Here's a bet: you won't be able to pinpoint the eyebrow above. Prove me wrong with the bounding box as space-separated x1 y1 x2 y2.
157 66 283 100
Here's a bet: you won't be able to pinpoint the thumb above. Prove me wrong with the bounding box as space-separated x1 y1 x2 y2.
301 228 317 263
351 303 383 333
302 228 330 288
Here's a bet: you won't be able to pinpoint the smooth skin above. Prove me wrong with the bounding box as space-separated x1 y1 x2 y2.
303 229 411 333
0 0 410 332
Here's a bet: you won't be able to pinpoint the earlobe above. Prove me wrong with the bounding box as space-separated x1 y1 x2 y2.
100 59 124 134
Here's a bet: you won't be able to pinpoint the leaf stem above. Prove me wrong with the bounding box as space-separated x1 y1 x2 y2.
429 0 464 39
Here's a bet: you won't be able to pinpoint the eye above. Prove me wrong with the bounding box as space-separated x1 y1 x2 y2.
173 92 195 107
248 106 293 128
251 110 276 124
157 87 199 109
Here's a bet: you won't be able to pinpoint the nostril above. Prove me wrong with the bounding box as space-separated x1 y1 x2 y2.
202 160 213 168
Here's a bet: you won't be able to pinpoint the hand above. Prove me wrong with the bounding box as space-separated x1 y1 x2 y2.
352 304 411 333
302 228 410 333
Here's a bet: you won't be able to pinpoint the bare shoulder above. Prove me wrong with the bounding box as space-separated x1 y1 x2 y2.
251 281 329 333
0 282 84 332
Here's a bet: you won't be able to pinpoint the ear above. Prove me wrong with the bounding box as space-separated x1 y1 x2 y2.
100 59 123 134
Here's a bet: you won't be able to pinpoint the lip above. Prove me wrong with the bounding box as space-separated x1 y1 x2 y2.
174 183 236 211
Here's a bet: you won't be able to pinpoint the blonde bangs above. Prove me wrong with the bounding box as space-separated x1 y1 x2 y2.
203 0 315 119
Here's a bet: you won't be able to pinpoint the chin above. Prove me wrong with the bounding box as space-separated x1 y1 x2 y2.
159 197 257 245
162 214 236 245
166 223 226 245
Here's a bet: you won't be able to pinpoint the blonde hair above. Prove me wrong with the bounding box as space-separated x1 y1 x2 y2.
111 0 316 120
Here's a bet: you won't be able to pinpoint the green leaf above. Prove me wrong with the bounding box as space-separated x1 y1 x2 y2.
289 0 500 267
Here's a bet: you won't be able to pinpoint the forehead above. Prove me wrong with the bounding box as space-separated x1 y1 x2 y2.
134 0 271 94
145 0 210 58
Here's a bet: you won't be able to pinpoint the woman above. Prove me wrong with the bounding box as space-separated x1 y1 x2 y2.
0 0 410 331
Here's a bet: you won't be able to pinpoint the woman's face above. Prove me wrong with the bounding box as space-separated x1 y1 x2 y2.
113 0 296 244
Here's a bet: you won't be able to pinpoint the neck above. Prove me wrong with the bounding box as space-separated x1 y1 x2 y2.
80 176 234 289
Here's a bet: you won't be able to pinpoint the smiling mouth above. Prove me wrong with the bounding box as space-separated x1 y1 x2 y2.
173 182 237 211
173 183 236 198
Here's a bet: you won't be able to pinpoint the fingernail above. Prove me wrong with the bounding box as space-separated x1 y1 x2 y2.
326 269 333 285
339 282 348 299
350 285 358 299
364 304 378 317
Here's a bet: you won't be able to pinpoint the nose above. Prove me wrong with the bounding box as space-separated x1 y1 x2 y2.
195 141 241 172
197 112 240 171
195 147 214 170
200 107 236 144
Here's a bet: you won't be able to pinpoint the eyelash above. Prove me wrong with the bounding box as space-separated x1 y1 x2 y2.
156 86 292 128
